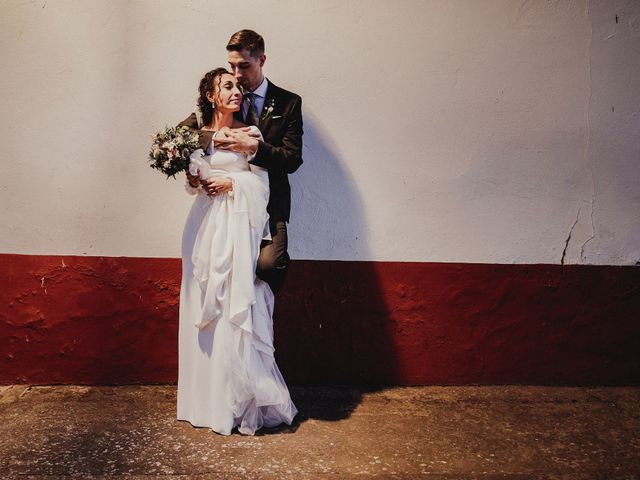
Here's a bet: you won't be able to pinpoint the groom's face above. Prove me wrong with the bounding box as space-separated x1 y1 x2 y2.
228 49 265 92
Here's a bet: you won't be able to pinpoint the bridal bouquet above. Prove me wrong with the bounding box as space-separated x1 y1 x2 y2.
149 125 200 178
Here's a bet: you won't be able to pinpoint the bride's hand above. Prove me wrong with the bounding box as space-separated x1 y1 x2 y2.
201 176 233 196
186 168 201 188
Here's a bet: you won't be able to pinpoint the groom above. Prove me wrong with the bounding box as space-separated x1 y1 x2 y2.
182 29 303 293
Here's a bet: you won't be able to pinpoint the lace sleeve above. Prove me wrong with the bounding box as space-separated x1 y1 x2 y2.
184 178 199 195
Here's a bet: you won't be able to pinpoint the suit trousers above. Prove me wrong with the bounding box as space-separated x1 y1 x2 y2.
257 219 289 293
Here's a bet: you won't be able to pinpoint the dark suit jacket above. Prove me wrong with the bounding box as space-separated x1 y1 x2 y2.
179 79 303 223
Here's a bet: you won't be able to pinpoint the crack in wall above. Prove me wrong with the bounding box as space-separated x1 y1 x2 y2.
580 192 596 262
561 206 582 265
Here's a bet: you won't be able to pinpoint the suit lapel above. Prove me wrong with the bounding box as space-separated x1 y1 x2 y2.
258 80 277 132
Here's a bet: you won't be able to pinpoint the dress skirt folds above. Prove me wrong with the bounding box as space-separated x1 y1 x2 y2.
177 127 297 435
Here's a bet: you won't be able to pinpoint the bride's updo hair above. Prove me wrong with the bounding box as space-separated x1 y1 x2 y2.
197 67 232 125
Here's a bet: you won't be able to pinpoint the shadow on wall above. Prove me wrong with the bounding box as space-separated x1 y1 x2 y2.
272 113 400 424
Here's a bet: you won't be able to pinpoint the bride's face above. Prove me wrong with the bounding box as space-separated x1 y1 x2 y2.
208 73 242 113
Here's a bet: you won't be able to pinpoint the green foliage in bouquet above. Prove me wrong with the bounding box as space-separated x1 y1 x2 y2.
149 125 200 178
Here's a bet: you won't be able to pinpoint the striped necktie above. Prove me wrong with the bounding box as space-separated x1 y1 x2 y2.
244 92 259 126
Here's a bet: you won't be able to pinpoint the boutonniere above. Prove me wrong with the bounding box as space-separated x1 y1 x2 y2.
261 98 275 122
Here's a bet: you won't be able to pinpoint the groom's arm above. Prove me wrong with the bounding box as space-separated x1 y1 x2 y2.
178 113 199 130
250 96 303 174
178 112 214 155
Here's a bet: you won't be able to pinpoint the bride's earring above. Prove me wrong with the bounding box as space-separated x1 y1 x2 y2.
211 101 215 110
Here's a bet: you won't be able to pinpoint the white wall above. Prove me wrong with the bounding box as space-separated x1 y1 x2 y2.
1 0 638 264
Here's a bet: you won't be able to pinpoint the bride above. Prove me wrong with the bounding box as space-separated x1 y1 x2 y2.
176 68 297 435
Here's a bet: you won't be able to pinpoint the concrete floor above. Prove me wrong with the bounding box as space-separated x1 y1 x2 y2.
0 385 639 479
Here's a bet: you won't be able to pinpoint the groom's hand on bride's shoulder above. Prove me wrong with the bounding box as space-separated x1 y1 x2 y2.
214 130 259 155
235 126 260 137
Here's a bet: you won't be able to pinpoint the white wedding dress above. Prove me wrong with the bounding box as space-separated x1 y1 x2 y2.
177 126 297 435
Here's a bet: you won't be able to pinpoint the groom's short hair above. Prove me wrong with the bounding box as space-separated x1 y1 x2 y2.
226 29 265 58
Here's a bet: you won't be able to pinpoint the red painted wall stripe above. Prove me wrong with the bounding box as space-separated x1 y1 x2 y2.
1 253 639 385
